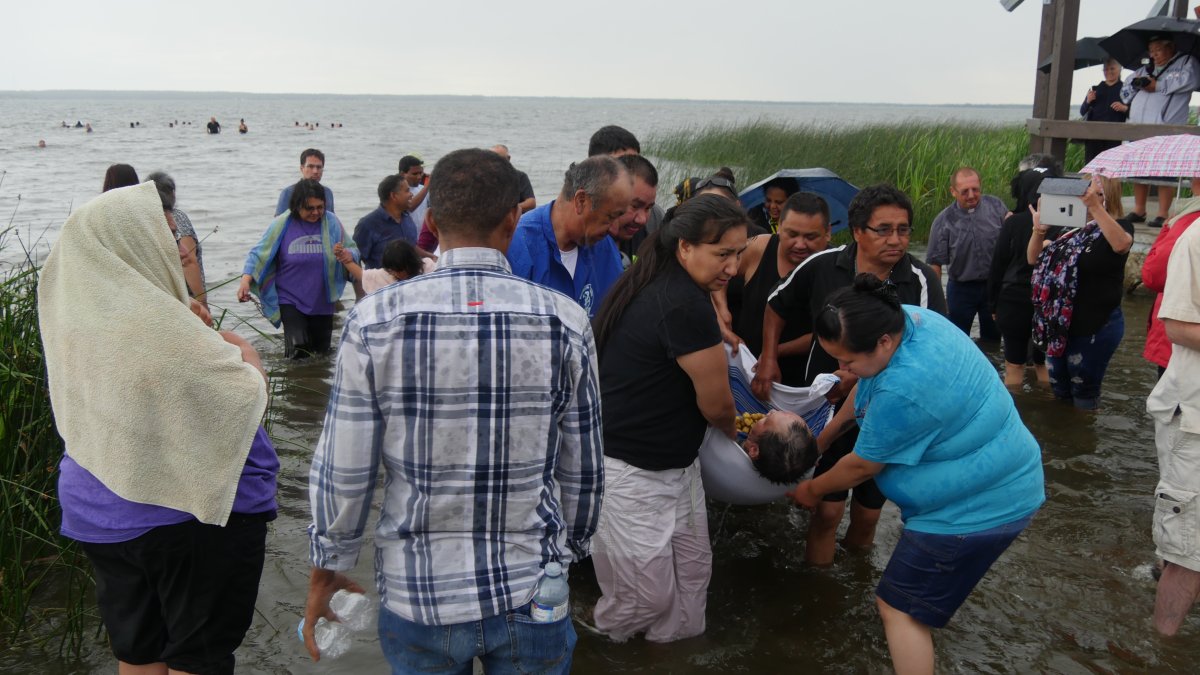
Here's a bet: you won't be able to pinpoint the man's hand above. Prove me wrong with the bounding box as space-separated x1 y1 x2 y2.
786 480 820 511
1111 101 1129 113
304 569 365 662
751 357 780 402
1145 76 1158 93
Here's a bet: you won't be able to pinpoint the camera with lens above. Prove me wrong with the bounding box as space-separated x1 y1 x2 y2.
1133 58 1154 89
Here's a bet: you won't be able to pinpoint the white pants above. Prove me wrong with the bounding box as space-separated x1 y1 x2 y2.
592 456 711 642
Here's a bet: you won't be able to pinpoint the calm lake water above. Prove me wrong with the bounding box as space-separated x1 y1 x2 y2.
4 93 1195 673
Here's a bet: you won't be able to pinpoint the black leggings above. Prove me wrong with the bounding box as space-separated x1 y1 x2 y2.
279 304 333 358
995 299 1045 366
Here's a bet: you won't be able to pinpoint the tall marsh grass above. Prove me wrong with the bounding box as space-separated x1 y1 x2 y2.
0 235 92 653
648 120 1085 241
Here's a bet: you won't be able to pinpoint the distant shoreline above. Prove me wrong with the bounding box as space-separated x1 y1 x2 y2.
0 89 1036 110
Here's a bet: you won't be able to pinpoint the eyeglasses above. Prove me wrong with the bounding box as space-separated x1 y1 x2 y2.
696 176 736 192
861 224 912 238
300 203 326 212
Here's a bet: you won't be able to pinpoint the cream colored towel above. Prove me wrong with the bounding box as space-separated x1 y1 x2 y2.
38 182 267 526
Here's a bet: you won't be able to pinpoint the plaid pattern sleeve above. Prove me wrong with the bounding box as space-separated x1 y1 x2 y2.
307 247 604 625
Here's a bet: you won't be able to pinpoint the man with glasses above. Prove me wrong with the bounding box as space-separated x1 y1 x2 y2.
752 184 945 567
926 167 1005 342
275 148 335 216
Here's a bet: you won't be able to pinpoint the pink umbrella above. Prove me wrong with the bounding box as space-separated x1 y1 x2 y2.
1081 134 1200 178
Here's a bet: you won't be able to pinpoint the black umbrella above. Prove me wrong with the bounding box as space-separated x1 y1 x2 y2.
1098 17 1200 70
1037 36 1110 73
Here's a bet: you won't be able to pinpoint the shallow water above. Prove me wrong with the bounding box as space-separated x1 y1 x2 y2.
3 93 1193 673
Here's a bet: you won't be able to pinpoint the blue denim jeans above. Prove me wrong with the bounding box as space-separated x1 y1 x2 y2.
1047 306 1124 410
947 279 1000 341
377 602 576 675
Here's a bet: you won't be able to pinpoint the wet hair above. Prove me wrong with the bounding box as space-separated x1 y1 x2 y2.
427 148 519 240
288 178 326 216
560 155 628 204
380 239 424 280
752 420 819 485
145 171 176 211
618 154 659 188
398 155 424 173
377 174 406 204
587 125 640 156
847 184 913 231
300 148 325 166
593 194 749 352
780 192 830 227
102 164 139 192
815 274 905 354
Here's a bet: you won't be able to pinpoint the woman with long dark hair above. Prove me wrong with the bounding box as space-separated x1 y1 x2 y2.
590 194 747 642
791 274 1044 675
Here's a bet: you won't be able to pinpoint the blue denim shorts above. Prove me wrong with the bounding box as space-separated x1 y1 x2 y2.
876 513 1034 628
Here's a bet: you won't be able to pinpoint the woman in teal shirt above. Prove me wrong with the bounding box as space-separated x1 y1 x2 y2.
790 274 1044 675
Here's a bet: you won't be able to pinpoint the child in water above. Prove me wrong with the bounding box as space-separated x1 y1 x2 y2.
361 239 429 293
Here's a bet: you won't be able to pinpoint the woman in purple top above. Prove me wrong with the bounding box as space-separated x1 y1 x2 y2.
39 183 278 675
237 179 360 358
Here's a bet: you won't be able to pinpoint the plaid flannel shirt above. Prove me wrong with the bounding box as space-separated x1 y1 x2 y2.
308 247 604 625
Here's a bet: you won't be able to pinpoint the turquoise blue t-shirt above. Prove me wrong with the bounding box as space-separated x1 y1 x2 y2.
853 306 1045 534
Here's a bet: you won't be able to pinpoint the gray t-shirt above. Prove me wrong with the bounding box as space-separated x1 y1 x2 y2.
926 195 1006 283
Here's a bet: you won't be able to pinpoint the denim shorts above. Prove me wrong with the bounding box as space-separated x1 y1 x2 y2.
876 513 1034 628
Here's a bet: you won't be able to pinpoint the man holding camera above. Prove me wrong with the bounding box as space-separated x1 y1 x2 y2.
1122 35 1200 228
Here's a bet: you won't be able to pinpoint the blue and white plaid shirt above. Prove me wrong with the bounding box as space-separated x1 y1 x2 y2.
308 247 604 625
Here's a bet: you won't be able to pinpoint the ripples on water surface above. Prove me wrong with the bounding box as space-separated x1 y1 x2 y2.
2 93 1196 672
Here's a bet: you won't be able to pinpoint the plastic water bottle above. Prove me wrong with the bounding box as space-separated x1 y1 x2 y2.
530 562 569 622
297 590 373 659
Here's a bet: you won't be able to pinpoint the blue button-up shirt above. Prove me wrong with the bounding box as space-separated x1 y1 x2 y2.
308 247 604 625
352 205 419 269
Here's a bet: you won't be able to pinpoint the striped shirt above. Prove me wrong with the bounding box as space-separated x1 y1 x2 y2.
308 246 604 625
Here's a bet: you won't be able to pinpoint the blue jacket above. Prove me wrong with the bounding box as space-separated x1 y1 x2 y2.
506 201 624 318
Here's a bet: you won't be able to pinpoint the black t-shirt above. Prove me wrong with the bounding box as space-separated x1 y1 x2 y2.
517 170 535 202
767 244 947 385
1068 218 1134 336
736 235 807 384
599 262 722 470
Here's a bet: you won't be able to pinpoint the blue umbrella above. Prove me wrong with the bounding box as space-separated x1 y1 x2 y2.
738 168 859 234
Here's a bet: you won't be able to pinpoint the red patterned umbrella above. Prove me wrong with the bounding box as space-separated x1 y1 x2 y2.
1080 134 1200 178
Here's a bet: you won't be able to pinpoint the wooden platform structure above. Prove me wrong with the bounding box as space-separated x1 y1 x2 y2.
1027 0 1200 157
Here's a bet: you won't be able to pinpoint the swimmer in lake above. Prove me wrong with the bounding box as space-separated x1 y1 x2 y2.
238 119 248 134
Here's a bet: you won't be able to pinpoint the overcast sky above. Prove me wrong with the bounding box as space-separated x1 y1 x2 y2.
0 1 1165 105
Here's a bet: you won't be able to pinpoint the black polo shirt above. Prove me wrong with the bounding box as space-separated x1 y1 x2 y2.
766 243 947 385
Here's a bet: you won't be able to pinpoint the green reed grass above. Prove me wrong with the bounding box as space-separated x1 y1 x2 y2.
0 238 94 654
648 120 1086 242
